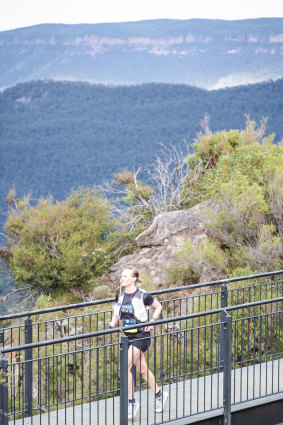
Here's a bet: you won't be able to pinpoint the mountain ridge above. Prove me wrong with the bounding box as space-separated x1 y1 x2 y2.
1 18 283 89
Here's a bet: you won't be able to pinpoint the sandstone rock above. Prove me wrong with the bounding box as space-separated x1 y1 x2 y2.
97 201 223 291
135 202 208 247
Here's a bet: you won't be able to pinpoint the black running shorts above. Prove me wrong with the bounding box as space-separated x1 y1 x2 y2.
127 333 151 353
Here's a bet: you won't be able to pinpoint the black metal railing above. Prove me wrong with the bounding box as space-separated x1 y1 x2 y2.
1 270 282 353
1 294 283 425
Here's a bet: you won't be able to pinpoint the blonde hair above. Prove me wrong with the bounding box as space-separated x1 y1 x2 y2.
125 267 141 286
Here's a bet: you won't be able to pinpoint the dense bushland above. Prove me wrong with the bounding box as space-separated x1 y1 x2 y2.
1 118 283 301
169 118 283 282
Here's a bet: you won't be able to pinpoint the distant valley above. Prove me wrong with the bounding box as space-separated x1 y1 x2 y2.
1 18 283 89
1 78 283 239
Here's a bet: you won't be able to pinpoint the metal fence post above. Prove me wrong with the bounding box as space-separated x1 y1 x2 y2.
0 355 9 425
223 312 232 425
120 334 128 425
220 284 228 370
24 317 33 417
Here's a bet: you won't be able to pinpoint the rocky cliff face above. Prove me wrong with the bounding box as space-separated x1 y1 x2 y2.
1 19 283 88
98 202 223 295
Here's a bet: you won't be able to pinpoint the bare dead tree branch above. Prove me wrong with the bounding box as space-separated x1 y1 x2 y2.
0 286 31 303
100 139 208 229
194 113 212 143
147 141 189 212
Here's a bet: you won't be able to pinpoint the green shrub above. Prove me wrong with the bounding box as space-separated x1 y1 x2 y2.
5 188 116 292
184 118 281 206
166 239 228 285
204 173 268 246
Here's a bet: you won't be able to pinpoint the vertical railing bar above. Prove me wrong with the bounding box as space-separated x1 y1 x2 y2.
56 354 59 425
47 356 50 424
161 325 164 418
111 333 114 425
259 314 262 398
96 343 99 423
183 328 186 416
252 314 256 399
11 362 15 423
203 321 206 412
89 343 92 425
223 312 232 425
220 284 228 371
64 352 67 425
59 341 62 422
44 321 48 416
272 312 275 394
232 317 236 404
52 320 55 407
170 325 173 421
103 330 107 425
276 311 279 393
265 312 268 396
149 337 152 425
0 355 8 425
72 351 75 425
21 360 24 425
37 323 40 409
120 334 128 425
278 310 282 392
175 329 178 418
247 315 250 399
38 358 42 425
210 324 213 410
80 349 83 425
197 291 201 383
217 323 220 408
240 318 244 402
190 327 193 415
24 317 33 418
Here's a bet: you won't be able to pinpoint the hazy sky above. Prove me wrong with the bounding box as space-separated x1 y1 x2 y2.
2 0 283 32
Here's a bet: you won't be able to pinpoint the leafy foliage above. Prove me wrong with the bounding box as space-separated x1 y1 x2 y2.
4 188 118 291
179 118 283 276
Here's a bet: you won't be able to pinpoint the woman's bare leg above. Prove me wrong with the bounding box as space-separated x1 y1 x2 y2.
135 351 160 394
128 345 141 400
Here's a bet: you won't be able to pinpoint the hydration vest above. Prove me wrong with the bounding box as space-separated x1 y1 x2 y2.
113 289 149 323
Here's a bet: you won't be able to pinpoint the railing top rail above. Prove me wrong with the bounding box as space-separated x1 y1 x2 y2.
1 295 282 355
1 269 283 322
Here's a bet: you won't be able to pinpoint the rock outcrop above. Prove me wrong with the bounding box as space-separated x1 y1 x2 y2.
98 201 223 293
135 203 207 247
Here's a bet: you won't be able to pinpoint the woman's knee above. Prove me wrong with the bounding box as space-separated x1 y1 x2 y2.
135 357 147 376
140 363 148 376
134 361 146 374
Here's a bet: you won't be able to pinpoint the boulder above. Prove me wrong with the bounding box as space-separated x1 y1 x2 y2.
135 202 207 247
98 201 223 292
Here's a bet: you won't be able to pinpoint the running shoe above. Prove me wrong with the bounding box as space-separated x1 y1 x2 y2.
128 401 139 419
155 391 168 413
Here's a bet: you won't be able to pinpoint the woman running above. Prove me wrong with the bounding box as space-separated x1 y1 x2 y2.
108 267 168 419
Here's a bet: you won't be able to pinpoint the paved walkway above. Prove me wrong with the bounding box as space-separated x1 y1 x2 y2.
9 359 283 425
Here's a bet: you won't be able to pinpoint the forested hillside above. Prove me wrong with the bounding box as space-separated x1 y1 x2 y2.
1 79 283 229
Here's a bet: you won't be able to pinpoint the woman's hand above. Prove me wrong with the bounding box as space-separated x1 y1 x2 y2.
144 325 153 332
109 315 119 329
